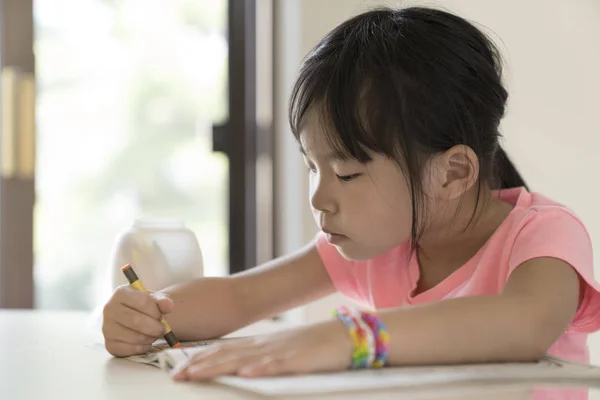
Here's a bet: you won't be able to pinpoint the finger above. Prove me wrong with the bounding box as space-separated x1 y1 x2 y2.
155 296 174 314
170 345 227 380
113 305 166 338
180 351 265 381
238 355 292 378
171 340 261 381
114 285 162 320
171 339 261 381
105 340 152 357
103 321 157 346
188 338 258 361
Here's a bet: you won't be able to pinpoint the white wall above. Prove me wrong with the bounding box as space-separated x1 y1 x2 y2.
274 0 600 360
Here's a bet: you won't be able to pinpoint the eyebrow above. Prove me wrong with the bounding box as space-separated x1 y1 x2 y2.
299 145 351 161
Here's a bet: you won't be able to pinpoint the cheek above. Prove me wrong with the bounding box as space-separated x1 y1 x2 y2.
373 200 412 235
361 186 412 237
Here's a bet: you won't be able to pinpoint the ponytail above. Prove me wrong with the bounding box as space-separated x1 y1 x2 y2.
494 146 528 190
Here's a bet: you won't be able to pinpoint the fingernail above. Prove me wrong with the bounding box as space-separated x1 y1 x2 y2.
154 292 171 300
188 364 205 375
170 368 186 381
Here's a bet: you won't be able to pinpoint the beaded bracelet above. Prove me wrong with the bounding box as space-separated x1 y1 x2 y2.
354 311 376 367
332 306 389 369
332 306 371 368
359 310 390 368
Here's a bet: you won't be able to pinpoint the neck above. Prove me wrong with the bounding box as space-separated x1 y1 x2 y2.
417 188 512 269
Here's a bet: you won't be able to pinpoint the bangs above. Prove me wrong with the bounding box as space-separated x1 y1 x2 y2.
288 33 396 164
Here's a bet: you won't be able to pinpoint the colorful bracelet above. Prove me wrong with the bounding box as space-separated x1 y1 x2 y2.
359 310 390 368
354 310 376 367
332 306 371 368
332 306 389 369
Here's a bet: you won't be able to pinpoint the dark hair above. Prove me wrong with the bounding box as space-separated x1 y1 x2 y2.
289 6 527 249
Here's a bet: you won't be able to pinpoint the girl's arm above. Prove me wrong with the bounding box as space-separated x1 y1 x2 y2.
167 257 581 381
381 257 580 365
161 241 336 341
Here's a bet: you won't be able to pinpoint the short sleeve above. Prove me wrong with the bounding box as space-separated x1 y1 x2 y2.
508 209 600 333
315 232 363 303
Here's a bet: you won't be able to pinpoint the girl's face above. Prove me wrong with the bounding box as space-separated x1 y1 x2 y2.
300 121 417 260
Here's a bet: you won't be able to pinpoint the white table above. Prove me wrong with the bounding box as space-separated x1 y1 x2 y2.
1 310 598 400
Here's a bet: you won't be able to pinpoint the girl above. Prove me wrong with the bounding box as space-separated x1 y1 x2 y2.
102 6 600 381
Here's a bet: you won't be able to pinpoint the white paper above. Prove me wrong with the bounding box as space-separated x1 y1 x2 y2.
125 339 216 367
93 330 600 397
213 356 600 396
122 320 297 368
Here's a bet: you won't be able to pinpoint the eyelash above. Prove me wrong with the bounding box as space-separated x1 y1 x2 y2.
305 166 361 182
337 173 361 182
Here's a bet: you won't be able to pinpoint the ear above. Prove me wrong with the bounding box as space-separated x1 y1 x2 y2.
432 145 480 200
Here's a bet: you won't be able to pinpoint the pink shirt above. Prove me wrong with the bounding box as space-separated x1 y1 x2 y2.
317 187 600 364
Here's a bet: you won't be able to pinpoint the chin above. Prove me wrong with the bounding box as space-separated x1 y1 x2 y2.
334 244 384 261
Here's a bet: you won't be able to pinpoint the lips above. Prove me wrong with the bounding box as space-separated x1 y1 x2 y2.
322 229 347 245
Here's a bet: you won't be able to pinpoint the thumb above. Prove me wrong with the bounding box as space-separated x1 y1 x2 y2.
153 292 175 314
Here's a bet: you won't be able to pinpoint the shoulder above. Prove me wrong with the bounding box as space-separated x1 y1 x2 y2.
498 188 600 333
500 187 587 230
495 188 592 269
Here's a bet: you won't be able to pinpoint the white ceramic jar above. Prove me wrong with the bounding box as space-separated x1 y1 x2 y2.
109 218 204 291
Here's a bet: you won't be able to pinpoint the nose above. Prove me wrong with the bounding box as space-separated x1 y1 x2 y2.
310 174 337 214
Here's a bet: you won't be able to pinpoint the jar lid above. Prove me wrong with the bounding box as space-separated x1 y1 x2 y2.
133 218 185 229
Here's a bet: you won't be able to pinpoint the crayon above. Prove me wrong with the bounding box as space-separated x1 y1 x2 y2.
121 264 181 348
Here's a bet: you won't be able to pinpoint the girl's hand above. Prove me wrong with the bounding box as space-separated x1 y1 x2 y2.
171 320 353 381
102 285 174 357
